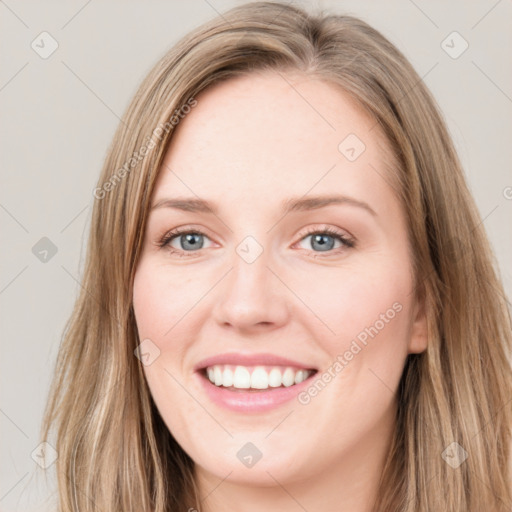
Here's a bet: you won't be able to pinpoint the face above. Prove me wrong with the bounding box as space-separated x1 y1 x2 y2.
132 70 427 491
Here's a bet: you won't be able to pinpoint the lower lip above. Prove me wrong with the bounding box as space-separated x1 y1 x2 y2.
195 370 317 413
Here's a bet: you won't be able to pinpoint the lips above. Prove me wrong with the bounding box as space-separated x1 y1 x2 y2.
193 352 318 412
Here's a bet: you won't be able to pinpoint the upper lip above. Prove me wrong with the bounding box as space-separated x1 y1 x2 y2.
194 353 317 372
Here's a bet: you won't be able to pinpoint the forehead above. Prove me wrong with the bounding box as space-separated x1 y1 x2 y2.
153 71 397 216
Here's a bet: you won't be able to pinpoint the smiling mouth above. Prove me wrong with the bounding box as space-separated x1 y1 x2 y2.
199 364 318 391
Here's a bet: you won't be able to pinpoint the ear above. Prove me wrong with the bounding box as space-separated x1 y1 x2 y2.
407 292 428 354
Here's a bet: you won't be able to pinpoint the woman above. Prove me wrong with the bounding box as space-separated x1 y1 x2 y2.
40 2 512 511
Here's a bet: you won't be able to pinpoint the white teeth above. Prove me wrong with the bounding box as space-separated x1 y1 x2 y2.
294 370 307 384
233 366 251 388
223 367 234 387
268 368 282 387
205 364 313 390
250 367 268 389
282 368 295 387
214 366 223 386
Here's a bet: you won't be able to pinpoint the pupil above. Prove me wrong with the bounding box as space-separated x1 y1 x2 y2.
183 233 202 250
313 234 333 251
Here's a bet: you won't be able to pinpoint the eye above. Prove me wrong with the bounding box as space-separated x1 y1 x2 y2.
295 225 355 256
157 227 213 257
157 225 355 258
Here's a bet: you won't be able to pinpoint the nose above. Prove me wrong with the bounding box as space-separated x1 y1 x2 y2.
212 242 290 332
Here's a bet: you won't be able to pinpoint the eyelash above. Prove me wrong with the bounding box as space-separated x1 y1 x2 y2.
157 225 355 258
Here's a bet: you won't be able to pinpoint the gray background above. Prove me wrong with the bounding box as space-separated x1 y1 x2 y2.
1 0 511 509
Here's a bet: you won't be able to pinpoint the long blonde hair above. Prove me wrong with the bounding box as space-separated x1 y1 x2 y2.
40 2 512 510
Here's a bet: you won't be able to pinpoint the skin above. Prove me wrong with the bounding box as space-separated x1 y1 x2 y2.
132 70 427 512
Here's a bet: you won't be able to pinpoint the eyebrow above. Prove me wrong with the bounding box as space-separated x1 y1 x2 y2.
150 194 377 216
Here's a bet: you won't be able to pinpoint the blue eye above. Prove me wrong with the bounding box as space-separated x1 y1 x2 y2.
158 229 211 255
158 225 355 258
297 226 355 254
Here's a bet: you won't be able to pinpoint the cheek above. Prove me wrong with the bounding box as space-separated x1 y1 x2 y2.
132 263 199 433
132 260 212 395
299 261 411 343
132 260 203 339
304 261 413 391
